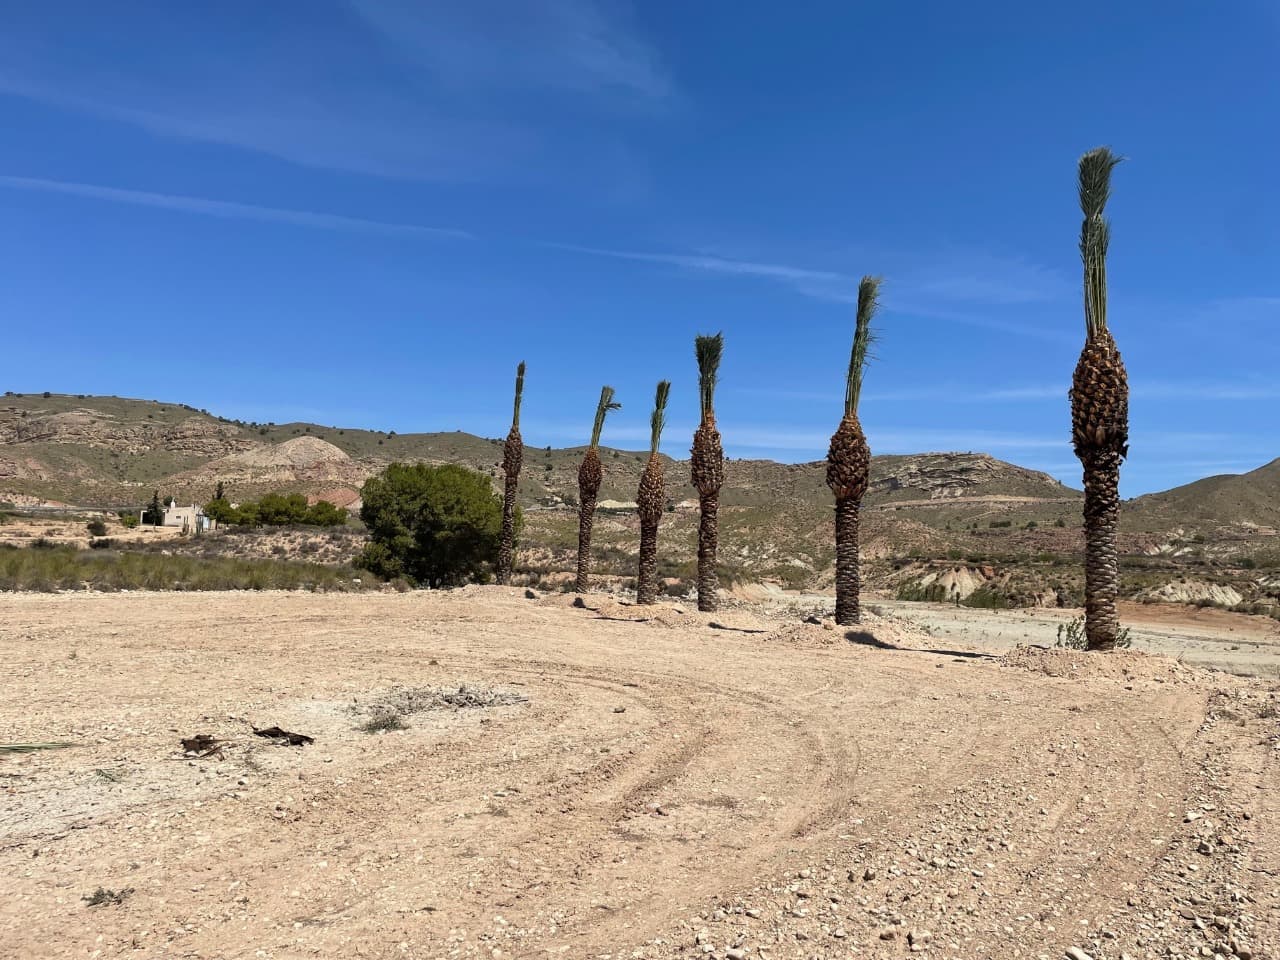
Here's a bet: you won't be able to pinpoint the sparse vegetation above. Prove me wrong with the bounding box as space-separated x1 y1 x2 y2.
0 544 374 592
82 887 133 907
1056 615 1132 650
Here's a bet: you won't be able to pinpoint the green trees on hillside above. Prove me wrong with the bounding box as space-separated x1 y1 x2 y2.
204 493 347 528
356 463 508 587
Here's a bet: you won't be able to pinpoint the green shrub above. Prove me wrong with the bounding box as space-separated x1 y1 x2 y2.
1055 615 1132 649
989 519 1013 529
356 463 507 587
117 512 139 529
86 519 108 537
896 581 948 603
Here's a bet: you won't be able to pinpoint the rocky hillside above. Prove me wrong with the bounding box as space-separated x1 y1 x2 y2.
0 393 1077 515
6 393 1277 611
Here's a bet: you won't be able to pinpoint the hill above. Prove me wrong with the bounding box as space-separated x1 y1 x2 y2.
0 392 1075 513
3 392 1278 610
1128 458 1280 532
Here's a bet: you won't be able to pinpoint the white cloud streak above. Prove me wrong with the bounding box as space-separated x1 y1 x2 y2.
0 174 471 238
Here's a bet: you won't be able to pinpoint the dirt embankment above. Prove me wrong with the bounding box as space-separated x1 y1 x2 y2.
1 589 1276 959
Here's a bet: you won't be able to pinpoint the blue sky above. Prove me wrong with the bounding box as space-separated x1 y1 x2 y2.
1 1 1277 497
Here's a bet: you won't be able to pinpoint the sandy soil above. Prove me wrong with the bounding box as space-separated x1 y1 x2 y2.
2 589 1276 960
874 600 1280 678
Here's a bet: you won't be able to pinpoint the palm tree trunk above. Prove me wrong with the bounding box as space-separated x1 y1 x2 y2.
497 472 518 584
637 514 659 604
696 492 719 612
1082 451 1122 650
834 496 862 625
575 490 597 594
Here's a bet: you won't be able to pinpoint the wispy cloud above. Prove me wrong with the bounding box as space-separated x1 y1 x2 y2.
349 0 671 101
0 1 670 181
546 243 841 283
553 241 1072 340
0 174 471 238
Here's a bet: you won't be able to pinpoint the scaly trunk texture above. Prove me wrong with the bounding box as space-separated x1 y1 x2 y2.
834 496 862 626
696 492 719 611
497 426 522 584
691 420 724 612
826 413 871 626
575 448 602 593
1082 450 1122 650
635 453 665 604
1071 330 1128 651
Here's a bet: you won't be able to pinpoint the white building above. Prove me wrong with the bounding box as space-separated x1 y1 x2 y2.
140 502 216 533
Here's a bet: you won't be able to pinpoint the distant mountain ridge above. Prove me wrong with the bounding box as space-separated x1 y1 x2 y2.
0 392 1078 508
2 393 1276 538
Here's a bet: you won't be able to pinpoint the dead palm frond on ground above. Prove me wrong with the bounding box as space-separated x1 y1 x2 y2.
826 276 881 626
1069 146 1129 650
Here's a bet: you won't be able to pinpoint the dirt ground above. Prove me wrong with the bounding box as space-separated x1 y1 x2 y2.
873 600 1280 678
2 588 1276 960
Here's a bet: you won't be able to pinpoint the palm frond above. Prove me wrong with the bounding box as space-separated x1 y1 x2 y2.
694 332 724 420
649 380 672 455
589 385 621 449
844 275 881 416
511 361 526 430
1078 146 1123 338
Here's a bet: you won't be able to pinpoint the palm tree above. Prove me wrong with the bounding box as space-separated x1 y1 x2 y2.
496 361 525 585
691 334 725 612
636 381 672 604
1070 147 1129 651
575 386 621 593
826 276 881 626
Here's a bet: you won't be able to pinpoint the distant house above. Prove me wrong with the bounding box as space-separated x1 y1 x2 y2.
141 502 217 533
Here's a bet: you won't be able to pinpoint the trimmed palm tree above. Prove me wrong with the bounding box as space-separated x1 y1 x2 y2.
691 333 725 612
636 381 672 604
1070 147 1129 651
826 276 881 626
575 386 621 593
496 361 525 585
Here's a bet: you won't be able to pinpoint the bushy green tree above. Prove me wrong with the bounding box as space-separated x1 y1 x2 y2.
256 492 309 525
356 463 507 587
304 500 348 526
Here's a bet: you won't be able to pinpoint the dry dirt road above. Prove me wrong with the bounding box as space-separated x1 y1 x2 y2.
873 601 1280 678
2 589 1276 960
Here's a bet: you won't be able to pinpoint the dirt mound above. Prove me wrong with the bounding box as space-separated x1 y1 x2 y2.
228 436 351 469
1000 644 1205 684
1139 579 1245 606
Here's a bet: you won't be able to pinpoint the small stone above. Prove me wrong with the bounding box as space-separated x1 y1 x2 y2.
879 929 896 941
524 589 538 599
908 929 931 946
726 949 747 960
833 929 846 939
1065 949 1094 960
1197 839 1214 855
613 707 626 714
862 868 877 881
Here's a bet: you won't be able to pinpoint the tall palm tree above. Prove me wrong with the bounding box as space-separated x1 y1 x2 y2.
691 333 725 612
575 386 621 594
636 381 671 604
826 276 881 626
1070 147 1129 651
496 361 525 585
